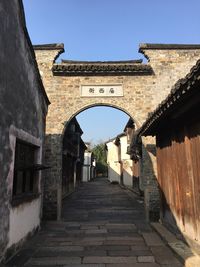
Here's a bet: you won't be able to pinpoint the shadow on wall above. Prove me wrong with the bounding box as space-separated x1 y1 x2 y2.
129 132 159 221
155 125 200 262
141 142 160 222
107 162 141 194
145 135 200 264
44 133 160 222
43 134 199 265
146 144 157 157
0 132 12 260
43 132 86 220
158 185 200 266
43 134 63 220
107 161 199 265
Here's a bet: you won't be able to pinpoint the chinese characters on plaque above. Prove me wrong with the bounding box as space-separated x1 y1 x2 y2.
81 85 123 97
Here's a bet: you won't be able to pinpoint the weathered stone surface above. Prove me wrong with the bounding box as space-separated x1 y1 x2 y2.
151 246 182 265
5 249 35 266
105 235 143 241
131 246 150 252
104 240 144 245
63 265 105 267
85 229 108 234
137 255 155 262
151 222 178 243
6 178 183 267
34 249 107 258
81 226 99 230
108 250 153 256
36 245 84 252
85 245 131 251
105 223 136 229
168 242 200 267
26 257 81 265
142 232 165 246
83 256 137 264
106 264 160 267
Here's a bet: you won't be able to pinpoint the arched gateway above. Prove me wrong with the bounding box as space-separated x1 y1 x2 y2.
34 43 200 220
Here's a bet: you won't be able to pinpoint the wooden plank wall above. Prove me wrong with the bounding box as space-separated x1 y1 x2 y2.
156 120 200 243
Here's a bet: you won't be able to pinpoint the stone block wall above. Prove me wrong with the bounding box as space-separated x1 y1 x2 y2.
34 44 200 220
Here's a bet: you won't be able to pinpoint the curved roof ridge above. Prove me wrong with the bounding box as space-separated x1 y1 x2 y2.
139 43 200 51
33 43 64 50
61 59 143 64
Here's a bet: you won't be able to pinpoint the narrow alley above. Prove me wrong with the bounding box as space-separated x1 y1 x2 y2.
2 1 200 265
6 178 183 267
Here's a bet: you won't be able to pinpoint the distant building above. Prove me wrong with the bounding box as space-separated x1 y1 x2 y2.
0 0 49 262
106 119 141 193
106 136 121 184
82 143 96 182
123 119 141 191
135 59 200 251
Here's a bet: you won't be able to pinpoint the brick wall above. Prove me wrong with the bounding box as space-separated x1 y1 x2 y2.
34 44 200 220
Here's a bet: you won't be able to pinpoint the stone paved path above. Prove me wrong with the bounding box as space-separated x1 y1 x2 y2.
6 178 183 267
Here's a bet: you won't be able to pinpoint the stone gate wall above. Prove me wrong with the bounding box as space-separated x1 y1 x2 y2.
34 44 200 220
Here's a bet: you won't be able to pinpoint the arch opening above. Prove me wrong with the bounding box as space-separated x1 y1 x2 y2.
61 104 142 204
61 103 140 139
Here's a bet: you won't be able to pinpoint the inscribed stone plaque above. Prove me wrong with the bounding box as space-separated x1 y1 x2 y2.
81 85 123 97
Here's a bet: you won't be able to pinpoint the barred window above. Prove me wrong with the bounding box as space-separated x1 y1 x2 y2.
13 140 39 198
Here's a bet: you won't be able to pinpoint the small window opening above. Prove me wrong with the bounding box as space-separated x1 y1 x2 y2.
13 140 39 198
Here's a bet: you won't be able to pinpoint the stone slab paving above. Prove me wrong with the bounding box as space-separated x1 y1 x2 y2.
5 178 183 266
151 222 200 267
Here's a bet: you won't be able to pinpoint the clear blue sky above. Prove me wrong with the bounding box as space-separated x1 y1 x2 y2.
76 107 129 144
23 0 200 144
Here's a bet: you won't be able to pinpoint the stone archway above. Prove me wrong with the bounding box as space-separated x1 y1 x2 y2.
34 43 200 220
60 104 137 220
62 103 140 134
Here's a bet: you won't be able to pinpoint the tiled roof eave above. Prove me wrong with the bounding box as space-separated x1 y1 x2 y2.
52 64 153 76
61 59 143 64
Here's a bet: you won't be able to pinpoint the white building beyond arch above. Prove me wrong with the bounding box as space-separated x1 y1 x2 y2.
82 143 96 182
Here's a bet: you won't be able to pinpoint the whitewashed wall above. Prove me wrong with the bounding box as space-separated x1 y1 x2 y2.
8 198 41 248
120 135 133 187
106 141 121 183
